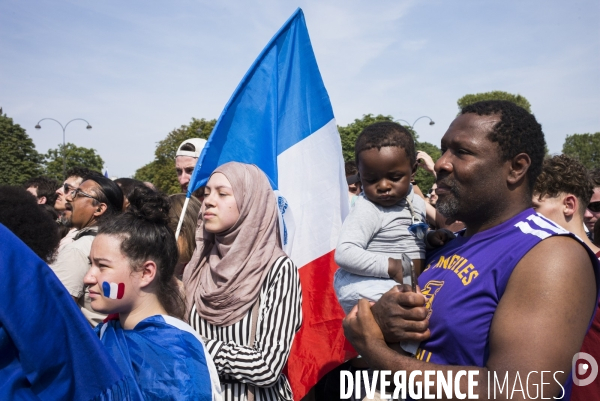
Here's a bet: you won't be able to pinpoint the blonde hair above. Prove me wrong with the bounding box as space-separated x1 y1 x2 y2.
168 194 202 265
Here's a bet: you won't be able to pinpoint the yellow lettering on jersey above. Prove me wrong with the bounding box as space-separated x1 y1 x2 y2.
462 270 479 286
429 253 479 286
437 255 450 269
422 280 444 311
448 255 461 271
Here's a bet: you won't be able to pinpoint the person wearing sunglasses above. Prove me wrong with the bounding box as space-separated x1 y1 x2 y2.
584 169 600 240
50 174 124 326
54 167 94 217
53 167 96 252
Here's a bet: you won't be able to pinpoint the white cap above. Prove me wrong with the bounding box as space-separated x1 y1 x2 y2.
176 138 207 158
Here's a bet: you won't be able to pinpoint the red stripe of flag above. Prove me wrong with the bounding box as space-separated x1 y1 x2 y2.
284 250 357 400
116 283 125 299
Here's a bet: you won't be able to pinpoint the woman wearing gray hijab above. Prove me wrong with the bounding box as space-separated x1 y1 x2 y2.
183 162 302 401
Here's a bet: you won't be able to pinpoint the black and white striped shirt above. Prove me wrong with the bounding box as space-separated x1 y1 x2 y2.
190 256 302 401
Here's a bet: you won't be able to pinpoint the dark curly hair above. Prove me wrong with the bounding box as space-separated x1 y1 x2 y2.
0 186 60 262
65 166 97 180
461 100 546 193
589 169 600 188
23 176 61 206
533 155 594 216
98 187 185 319
354 122 416 166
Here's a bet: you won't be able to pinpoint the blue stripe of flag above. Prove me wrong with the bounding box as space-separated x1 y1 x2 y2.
187 8 334 194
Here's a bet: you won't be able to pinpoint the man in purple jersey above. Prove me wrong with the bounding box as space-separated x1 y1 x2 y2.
343 101 599 399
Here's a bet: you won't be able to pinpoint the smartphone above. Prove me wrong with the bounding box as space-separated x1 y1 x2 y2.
410 259 417 292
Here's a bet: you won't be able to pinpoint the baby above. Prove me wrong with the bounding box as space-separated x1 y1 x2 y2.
334 122 452 327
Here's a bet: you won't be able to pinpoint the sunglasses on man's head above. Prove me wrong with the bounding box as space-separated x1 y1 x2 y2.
71 188 101 203
588 201 600 213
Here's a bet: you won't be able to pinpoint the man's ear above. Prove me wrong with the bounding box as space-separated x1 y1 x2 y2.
38 196 47 205
139 261 158 288
563 194 578 218
507 153 531 186
93 203 108 217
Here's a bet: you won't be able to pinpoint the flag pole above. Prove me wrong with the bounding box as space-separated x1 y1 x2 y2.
174 196 190 241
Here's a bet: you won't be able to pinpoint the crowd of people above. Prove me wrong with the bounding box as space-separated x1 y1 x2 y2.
1 99 599 400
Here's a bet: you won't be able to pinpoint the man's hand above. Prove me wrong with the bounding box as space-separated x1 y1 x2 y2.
343 299 386 355
370 285 430 343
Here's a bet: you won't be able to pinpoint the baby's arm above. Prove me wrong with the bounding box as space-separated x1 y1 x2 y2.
387 255 415 284
335 200 390 278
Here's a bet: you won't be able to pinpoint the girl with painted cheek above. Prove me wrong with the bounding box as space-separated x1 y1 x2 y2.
184 162 302 401
84 188 222 401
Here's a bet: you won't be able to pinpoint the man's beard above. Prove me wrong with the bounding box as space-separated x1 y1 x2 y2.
58 212 73 228
435 179 462 219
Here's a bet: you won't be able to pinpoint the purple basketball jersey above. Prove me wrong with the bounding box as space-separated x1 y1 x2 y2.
416 209 600 399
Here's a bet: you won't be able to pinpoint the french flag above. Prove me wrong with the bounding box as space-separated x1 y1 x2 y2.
186 8 354 399
102 282 125 300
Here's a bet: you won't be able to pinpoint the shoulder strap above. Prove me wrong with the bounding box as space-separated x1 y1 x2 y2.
405 192 420 224
246 299 260 401
74 228 98 241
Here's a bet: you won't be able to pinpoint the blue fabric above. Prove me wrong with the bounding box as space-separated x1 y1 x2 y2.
187 7 334 194
97 315 214 401
0 224 128 400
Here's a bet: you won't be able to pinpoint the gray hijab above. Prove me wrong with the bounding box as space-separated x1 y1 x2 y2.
183 162 285 326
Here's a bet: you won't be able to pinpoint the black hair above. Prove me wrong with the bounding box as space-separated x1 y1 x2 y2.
180 142 196 152
0 186 60 262
114 178 151 206
354 122 416 165
65 166 97 180
461 100 546 192
98 187 185 319
345 161 358 176
23 176 61 206
81 174 124 222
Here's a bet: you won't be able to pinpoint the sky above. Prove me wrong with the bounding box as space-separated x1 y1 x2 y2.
1 0 599 178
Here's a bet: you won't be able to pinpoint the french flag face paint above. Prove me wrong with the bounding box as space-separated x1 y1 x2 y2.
102 282 125 300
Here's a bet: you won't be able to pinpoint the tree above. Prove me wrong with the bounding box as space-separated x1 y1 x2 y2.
414 141 441 192
43 143 104 181
134 118 216 194
457 91 532 113
337 114 440 191
0 112 43 185
562 132 600 170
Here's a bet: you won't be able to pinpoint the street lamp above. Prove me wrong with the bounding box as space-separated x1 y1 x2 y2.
35 118 92 180
395 116 435 129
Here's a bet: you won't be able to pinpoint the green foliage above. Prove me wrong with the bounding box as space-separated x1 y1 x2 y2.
562 132 600 170
43 143 104 181
457 91 532 113
134 118 216 194
337 113 439 191
414 141 441 192
0 113 43 185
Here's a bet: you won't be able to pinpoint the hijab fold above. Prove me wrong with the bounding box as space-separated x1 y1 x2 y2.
183 162 285 326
